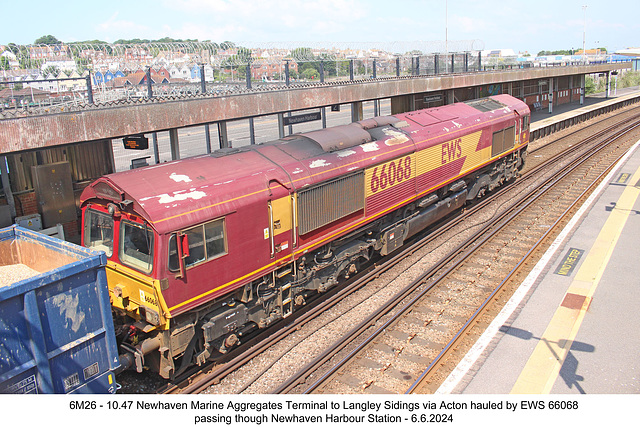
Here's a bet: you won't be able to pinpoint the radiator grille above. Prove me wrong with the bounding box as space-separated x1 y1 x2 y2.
297 172 364 235
465 98 506 112
492 126 515 156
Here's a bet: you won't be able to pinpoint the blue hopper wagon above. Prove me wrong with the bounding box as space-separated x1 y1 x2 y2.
0 225 119 393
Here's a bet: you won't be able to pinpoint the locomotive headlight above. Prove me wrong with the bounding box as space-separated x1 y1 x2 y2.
139 306 160 326
107 203 120 217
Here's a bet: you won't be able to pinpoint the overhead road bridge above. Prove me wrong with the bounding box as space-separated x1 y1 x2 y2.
0 62 628 153
0 61 631 239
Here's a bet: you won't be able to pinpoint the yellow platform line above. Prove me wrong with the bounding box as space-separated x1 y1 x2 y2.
511 164 640 394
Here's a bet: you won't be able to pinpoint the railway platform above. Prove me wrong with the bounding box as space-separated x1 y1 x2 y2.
436 131 640 394
530 87 640 136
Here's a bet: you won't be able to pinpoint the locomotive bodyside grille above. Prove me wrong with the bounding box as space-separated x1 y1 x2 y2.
297 172 364 235
492 126 515 156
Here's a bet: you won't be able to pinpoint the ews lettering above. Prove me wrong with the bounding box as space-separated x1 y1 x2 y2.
442 138 462 164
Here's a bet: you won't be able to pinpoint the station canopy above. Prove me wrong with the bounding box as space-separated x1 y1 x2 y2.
615 48 640 57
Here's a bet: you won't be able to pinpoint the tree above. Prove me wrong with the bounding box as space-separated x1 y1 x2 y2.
585 76 596 94
291 47 315 62
295 51 338 79
70 39 109 45
42 65 60 77
619 71 640 88
34 35 61 45
537 49 574 56
320 58 336 76
301 68 319 80
7 43 19 55
113 38 151 44
220 41 236 50
336 60 350 77
223 46 251 66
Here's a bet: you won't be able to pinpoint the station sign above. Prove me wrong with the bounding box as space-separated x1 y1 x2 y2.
423 94 442 103
123 135 149 150
283 112 322 126
554 248 584 276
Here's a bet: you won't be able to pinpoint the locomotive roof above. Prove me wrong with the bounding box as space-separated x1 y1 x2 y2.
83 148 282 234
80 95 528 234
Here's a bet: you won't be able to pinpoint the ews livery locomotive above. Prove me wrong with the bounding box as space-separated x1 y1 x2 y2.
80 95 530 378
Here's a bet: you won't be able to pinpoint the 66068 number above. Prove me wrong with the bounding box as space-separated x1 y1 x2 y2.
370 156 412 194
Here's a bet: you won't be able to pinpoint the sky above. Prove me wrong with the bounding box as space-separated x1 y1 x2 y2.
2 0 638 55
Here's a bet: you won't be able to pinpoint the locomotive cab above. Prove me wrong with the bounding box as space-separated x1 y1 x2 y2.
84 206 155 275
82 200 166 326
82 194 183 377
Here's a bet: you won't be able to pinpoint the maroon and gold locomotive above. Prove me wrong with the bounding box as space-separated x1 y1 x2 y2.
80 95 530 378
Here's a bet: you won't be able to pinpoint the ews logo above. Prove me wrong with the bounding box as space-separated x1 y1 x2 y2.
442 138 462 165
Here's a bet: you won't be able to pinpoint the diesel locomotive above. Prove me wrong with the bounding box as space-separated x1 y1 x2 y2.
80 94 530 379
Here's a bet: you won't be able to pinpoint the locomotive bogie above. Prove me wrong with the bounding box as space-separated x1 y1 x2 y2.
80 95 530 378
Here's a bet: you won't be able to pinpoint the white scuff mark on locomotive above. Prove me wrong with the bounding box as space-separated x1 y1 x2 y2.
158 190 207 203
382 128 409 146
361 141 379 152
141 189 207 205
309 159 331 168
451 121 463 129
292 168 305 174
336 149 357 158
170 172 192 183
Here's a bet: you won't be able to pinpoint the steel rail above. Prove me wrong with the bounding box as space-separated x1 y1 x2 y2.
168 202 479 394
166 111 639 394
405 145 632 394
273 118 640 394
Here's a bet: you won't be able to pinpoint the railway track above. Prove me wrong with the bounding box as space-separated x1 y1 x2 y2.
148 105 640 395
275 112 640 394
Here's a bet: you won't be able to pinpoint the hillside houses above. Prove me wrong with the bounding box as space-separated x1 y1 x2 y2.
2 41 396 88
250 60 298 81
0 40 524 106
107 69 172 88
93 69 125 85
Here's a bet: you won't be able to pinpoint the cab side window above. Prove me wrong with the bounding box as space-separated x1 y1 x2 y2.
204 219 225 258
169 218 227 271
184 226 206 266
